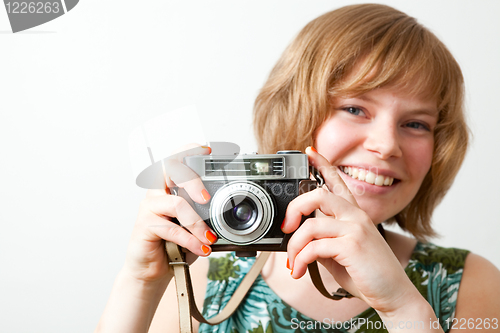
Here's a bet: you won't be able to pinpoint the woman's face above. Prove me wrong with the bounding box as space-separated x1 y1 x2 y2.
315 87 438 224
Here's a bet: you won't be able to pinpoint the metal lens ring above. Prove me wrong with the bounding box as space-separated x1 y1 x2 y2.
210 181 275 245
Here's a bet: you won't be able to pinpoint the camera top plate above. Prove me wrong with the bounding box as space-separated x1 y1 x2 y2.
184 152 309 182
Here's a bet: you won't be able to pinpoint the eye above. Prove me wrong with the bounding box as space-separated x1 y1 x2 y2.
405 121 430 131
343 106 366 117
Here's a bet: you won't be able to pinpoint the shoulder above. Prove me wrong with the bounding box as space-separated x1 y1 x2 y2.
452 253 500 327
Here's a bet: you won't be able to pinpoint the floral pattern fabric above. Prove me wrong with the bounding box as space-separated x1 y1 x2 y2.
198 242 469 333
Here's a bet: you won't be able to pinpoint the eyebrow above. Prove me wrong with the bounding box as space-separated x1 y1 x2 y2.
355 95 439 117
405 108 439 117
357 94 376 104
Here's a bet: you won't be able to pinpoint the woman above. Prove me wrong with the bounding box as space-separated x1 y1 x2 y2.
96 4 500 333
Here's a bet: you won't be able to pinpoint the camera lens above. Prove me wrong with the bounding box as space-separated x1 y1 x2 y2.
210 181 274 245
223 196 257 231
234 203 252 222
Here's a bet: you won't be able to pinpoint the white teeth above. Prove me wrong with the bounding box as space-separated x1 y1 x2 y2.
352 168 359 178
365 172 376 184
375 175 385 186
340 166 395 187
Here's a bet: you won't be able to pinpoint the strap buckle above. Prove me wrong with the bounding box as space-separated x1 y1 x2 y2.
331 288 354 300
169 261 188 266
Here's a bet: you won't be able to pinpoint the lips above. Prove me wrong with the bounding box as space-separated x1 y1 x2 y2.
339 166 399 186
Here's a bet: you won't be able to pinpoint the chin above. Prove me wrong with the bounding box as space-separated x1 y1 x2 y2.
353 197 401 225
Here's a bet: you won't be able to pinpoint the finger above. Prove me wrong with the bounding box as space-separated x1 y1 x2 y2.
281 188 356 233
290 237 346 279
142 195 218 246
164 158 211 204
169 143 212 161
286 217 347 269
164 145 212 204
306 146 358 207
146 189 169 197
142 213 212 257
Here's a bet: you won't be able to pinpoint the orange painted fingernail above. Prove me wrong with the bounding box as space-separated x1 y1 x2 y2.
201 146 212 154
201 189 211 202
205 230 217 244
290 268 294 277
201 245 211 255
286 258 290 270
310 146 318 153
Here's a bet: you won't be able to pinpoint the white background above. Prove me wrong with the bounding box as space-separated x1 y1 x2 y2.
1 1 499 332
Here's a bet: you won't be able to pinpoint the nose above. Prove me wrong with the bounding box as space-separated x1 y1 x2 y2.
363 121 402 159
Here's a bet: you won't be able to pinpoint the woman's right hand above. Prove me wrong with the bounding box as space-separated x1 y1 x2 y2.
123 145 217 283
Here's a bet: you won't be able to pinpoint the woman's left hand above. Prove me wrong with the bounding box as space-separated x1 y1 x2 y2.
282 147 421 315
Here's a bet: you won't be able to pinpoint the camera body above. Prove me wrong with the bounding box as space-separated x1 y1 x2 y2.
183 150 316 256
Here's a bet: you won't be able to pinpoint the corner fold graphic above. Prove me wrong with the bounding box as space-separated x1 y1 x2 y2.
64 0 78 12
4 0 79 33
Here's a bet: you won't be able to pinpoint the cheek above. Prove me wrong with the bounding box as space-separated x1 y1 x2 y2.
404 139 434 181
314 117 359 161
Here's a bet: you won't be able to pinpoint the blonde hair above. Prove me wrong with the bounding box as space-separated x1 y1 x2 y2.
253 4 468 240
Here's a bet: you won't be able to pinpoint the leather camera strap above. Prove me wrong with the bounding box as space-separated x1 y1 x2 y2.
166 242 355 333
307 261 354 300
166 241 271 333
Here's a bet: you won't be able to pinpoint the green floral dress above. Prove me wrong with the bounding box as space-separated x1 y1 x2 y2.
198 242 469 333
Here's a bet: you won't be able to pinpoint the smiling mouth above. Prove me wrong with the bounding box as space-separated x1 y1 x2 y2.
339 166 400 186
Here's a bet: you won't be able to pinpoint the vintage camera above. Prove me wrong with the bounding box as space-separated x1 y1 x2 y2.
181 150 319 257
